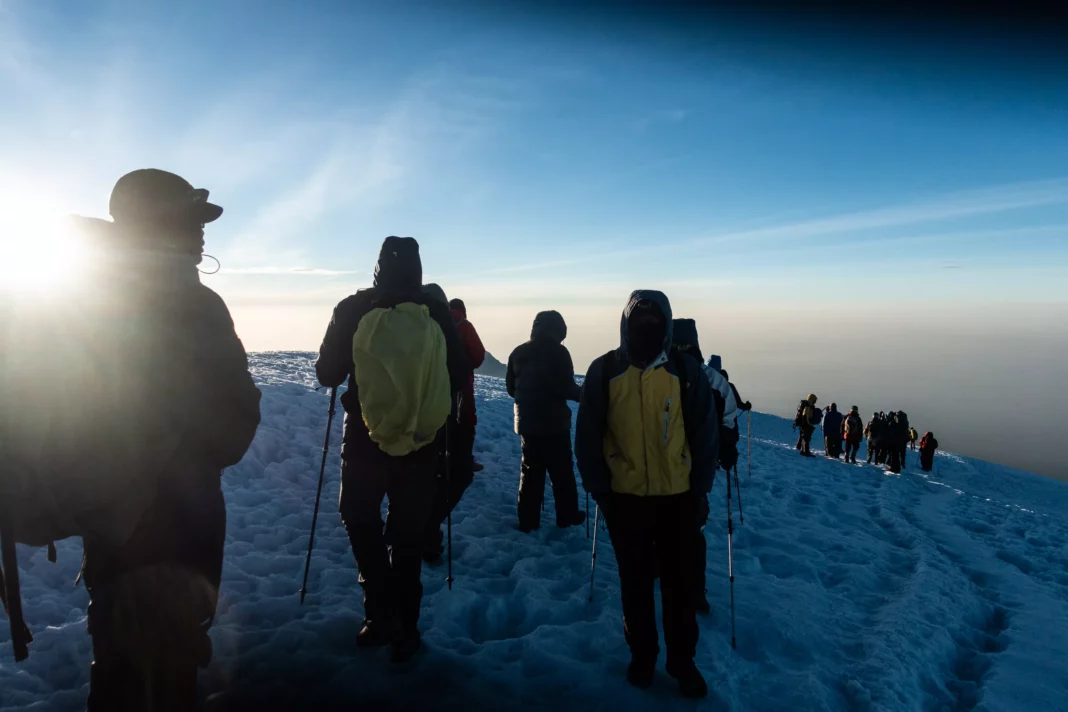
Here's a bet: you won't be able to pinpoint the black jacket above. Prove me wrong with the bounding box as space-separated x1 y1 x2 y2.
506 311 581 436
823 409 844 440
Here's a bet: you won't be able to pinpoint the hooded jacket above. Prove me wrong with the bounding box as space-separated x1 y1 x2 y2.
823 407 844 441
576 291 718 499
316 237 468 462
670 319 739 430
506 310 581 436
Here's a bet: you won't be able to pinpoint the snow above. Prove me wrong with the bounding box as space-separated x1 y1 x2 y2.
2 351 1068 711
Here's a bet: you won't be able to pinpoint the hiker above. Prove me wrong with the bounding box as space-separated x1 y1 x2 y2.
0 169 262 710
886 411 910 474
919 432 939 471
316 237 468 662
842 406 864 464
872 412 889 465
909 427 919 451
577 291 718 699
896 411 911 471
670 320 728 616
822 403 844 459
418 284 474 565
506 310 585 532
864 412 879 463
794 394 821 457
718 369 752 421
449 298 487 472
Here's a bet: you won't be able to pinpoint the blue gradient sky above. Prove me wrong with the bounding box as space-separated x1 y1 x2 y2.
2 1 1066 477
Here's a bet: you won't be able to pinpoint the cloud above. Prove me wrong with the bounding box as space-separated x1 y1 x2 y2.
939 263 964 270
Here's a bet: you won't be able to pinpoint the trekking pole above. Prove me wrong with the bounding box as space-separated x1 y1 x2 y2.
588 505 600 602
726 468 737 649
300 387 337 605
734 465 744 525
747 410 752 480
586 492 590 540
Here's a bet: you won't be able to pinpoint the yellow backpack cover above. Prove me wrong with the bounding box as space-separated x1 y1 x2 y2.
352 302 450 456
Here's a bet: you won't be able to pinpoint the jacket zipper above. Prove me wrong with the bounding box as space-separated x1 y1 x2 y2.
662 398 671 445
639 369 649 496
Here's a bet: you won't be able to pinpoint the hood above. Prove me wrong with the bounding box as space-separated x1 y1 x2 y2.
620 289 673 363
422 282 448 306
374 236 422 295
672 318 700 351
707 354 722 372
449 298 466 317
531 310 567 343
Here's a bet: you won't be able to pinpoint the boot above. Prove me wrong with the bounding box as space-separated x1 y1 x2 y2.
626 658 656 689
694 590 711 616
557 510 587 528
472 460 485 473
391 626 422 663
357 620 394 648
421 529 444 564
666 659 708 699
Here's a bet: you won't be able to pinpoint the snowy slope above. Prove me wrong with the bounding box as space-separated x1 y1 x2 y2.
2 352 1067 711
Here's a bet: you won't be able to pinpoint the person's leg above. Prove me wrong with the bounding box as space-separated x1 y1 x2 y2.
657 492 705 698
384 446 440 654
517 435 548 531
603 495 659 676
339 458 392 640
545 432 582 526
86 586 147 712
693 493 710 614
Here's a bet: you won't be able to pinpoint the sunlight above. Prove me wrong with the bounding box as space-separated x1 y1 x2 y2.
0 207 88 293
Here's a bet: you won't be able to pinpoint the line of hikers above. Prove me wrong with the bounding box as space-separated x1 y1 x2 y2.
794 396 939 473
3 167 938 708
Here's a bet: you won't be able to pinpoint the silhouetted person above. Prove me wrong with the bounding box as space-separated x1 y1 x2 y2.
919 432 939 471
822 403 844 460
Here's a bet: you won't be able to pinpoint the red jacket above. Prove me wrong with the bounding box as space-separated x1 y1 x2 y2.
452 308 485 426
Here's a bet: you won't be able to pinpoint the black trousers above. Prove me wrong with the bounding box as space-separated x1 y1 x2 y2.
887 447 902 474
845 439 861 462
920 451 935 471
603 491 698 665
340 445 438 630
517 433 580 529
796 425 814 455
424 422 475 547
825 435 842 458
694 493 710 601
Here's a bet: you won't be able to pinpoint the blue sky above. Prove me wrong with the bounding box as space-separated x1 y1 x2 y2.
2 0 1067 476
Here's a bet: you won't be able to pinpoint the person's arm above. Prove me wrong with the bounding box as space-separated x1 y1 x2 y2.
556 345 583 402
460 321 486 370
685 358 719 494
183 288 262 469
316 295 364 389
576 356 612 501
707 367 738 428
506 349 517 399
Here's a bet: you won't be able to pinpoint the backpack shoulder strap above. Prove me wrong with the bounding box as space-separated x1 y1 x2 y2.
600 349 617 407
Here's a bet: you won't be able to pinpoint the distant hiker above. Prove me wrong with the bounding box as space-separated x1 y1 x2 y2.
909 427 918 451
1 169 262 710
896 411 911 471
718 369 752 418
577 291 718 698
316 236 468 662
862 414 880 465
506 310 585 532
418 285 474 565
872 412 889 465
449 298 487 472
670 319 729 616
822 403 844 460
919 432 939 471
843 406 864 464
886 411 910 474
794 394 821 457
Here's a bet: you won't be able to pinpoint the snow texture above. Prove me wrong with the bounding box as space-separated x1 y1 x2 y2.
2 352 1067 711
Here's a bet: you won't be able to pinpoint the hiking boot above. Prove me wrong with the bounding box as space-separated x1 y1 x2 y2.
391 627 422 663
472 460 485 473
558 510 587 528
357 620 393 648
517 522 539 534
695 592 711 615
666 659 708 699
422 529 444 564
626 659 656 689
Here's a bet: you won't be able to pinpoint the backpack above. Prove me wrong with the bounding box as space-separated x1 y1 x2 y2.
845 413 863 438
2 285 183 661
808 405 823 427
352 301 451 456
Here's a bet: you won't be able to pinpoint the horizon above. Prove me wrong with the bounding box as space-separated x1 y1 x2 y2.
2 0 1066 481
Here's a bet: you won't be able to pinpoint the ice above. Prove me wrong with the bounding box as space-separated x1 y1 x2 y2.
2 351 1067 710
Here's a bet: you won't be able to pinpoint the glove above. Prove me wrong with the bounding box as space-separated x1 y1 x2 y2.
743 401 752 411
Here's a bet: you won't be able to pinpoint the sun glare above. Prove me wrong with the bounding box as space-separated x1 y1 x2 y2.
0 212 88 292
